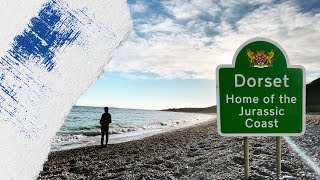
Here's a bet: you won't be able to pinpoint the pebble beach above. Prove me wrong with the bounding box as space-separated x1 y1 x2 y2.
39 115 320 179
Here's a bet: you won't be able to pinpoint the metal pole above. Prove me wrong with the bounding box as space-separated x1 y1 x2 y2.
244 137 250 179
276 136 281 178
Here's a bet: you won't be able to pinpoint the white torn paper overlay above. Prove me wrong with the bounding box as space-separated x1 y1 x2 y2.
0 0 132 179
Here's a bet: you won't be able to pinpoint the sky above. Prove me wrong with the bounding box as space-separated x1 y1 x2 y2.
76 0 320 110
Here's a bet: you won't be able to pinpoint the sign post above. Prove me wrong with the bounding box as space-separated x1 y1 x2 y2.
216 38 305 179
244 137 250 179
276 136 281 177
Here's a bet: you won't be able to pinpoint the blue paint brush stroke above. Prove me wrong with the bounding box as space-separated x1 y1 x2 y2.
7 0 81 72
0 0 84 113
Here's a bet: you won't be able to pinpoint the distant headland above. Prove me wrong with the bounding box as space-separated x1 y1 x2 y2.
162 106 216 114
162 77 320 114
307 77 320 113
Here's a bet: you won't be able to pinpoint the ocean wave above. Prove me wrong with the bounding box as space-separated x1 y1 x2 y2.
59 117 205 137
52 134 86 143
60 127 142 138
109 128 140 134
141 120 181 129
70 126 92 131
54 113 212 142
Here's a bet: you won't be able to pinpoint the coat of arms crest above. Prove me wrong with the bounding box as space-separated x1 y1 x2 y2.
246 49 274 68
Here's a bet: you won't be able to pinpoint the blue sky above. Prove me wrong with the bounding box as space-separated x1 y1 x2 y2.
77 0 320 109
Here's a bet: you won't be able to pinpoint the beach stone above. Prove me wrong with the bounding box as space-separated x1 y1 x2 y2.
253 143 262 147
232 156 244 165
69 166 78 172
69 159 76 164
282 163 295 173
42 166 49 171
161 174 177 180
252 148 266 155
153 158 165 165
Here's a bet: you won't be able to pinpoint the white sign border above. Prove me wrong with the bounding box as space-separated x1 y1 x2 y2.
216 37 306 137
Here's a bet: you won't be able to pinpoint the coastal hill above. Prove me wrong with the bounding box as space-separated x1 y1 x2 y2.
307 77 320 112
162 106 216 114
163 77 320 113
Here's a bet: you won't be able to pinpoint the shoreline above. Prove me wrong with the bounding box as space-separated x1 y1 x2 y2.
51 115 216 152
39 115 320 179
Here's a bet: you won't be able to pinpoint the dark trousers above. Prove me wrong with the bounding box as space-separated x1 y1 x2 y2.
101 126 109 146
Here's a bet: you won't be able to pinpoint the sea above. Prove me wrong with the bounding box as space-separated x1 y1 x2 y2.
51 106 215 151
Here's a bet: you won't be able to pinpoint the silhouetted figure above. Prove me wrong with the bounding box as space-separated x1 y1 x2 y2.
100 107 112 148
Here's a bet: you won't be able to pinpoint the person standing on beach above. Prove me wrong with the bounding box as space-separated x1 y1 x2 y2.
100 107 112 148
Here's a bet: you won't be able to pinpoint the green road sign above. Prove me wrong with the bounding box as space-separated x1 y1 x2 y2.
216 38 305 136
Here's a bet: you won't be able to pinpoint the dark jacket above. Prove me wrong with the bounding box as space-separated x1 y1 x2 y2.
100 113 111 128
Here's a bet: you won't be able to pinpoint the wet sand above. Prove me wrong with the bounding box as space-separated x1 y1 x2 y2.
39 115 320 179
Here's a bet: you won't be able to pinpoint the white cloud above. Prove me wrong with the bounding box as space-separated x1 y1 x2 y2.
131 2 148 13
109 1 320 80
162 0 220 20
234 2 320 70
138 19 184 33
